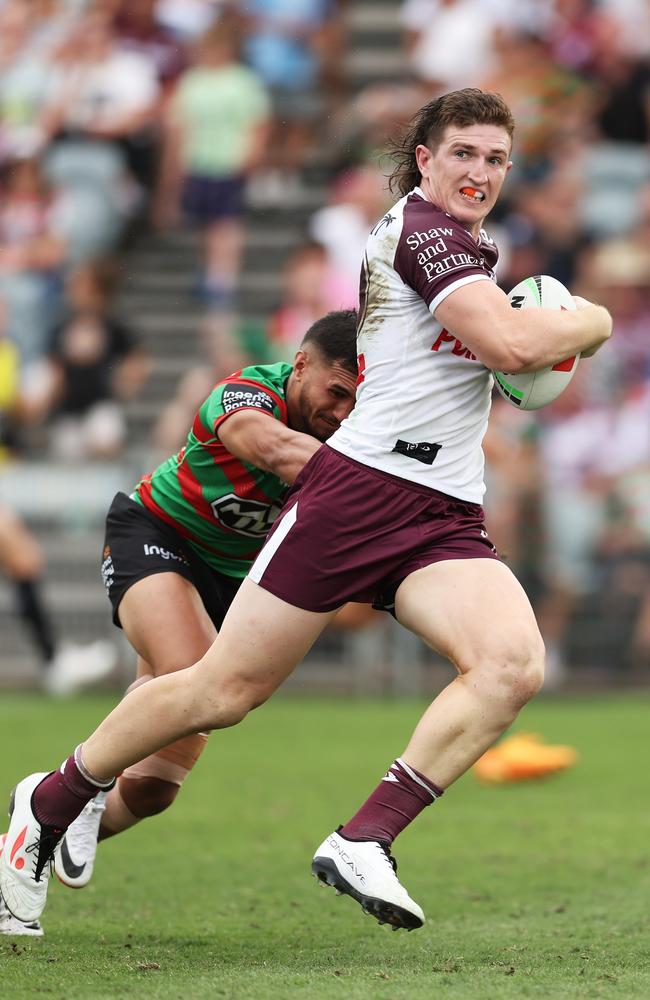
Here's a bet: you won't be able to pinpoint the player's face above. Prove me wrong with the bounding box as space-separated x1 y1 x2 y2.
416 123 512 237
290 353 357 442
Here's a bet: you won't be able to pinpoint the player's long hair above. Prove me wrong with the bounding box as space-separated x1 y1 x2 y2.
388 89 515 197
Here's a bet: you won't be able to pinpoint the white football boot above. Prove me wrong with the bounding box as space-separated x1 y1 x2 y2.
54 791 107 888
0 891 44 936
0 773 63 923
0 835 44 936
311 829 425 931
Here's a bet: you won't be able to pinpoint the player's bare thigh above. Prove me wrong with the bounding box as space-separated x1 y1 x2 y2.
191 577 338 712
118 572 217 677
394 558 545 676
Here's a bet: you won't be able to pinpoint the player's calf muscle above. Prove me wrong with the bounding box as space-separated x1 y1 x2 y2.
119 776 179 818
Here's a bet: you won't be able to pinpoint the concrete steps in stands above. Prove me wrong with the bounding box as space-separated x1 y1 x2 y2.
1 3 406 685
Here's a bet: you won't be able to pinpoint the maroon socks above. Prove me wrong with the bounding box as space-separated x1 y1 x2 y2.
32 746 115 829
31 750 441 843
339 757 443 846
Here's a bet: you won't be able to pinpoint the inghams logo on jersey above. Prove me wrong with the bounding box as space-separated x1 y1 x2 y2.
222 384 276 415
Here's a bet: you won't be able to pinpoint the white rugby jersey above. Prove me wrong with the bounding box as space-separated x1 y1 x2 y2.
328 187 499 503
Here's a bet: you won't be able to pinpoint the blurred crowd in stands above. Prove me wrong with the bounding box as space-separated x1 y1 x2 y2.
0 0 649 680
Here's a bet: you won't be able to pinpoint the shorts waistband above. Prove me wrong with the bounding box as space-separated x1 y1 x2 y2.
324 445 476 505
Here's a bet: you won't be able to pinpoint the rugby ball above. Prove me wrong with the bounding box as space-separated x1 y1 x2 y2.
493 275 579 410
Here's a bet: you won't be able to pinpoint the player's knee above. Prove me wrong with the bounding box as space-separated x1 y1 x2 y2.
200 678 273 729
465 630 544 711
498 633 545 708
119 775 180 818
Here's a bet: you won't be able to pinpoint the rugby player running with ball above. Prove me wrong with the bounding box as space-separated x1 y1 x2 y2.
1 90 612 932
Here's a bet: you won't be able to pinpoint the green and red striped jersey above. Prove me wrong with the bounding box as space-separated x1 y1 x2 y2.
133 362 293 577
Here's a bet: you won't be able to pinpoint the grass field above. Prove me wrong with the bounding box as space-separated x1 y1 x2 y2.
0 691 649 999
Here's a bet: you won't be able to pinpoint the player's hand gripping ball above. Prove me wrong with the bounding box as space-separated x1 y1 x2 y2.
493 274 579 410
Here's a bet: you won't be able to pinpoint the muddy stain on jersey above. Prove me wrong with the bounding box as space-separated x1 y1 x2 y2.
358 227 401 343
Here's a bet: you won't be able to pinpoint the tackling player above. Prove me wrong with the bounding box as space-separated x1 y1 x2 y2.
1 91 613 933
0 308 357 935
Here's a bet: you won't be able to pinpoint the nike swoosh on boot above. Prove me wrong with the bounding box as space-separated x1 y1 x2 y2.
57 838 86 881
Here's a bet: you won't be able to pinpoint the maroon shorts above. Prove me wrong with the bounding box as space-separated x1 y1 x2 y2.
249 446 500 615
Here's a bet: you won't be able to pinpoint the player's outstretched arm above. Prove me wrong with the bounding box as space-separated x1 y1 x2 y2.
217 409 321 485
435 280 612 373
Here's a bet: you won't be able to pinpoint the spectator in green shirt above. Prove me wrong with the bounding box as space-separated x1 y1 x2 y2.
154 11 271 307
